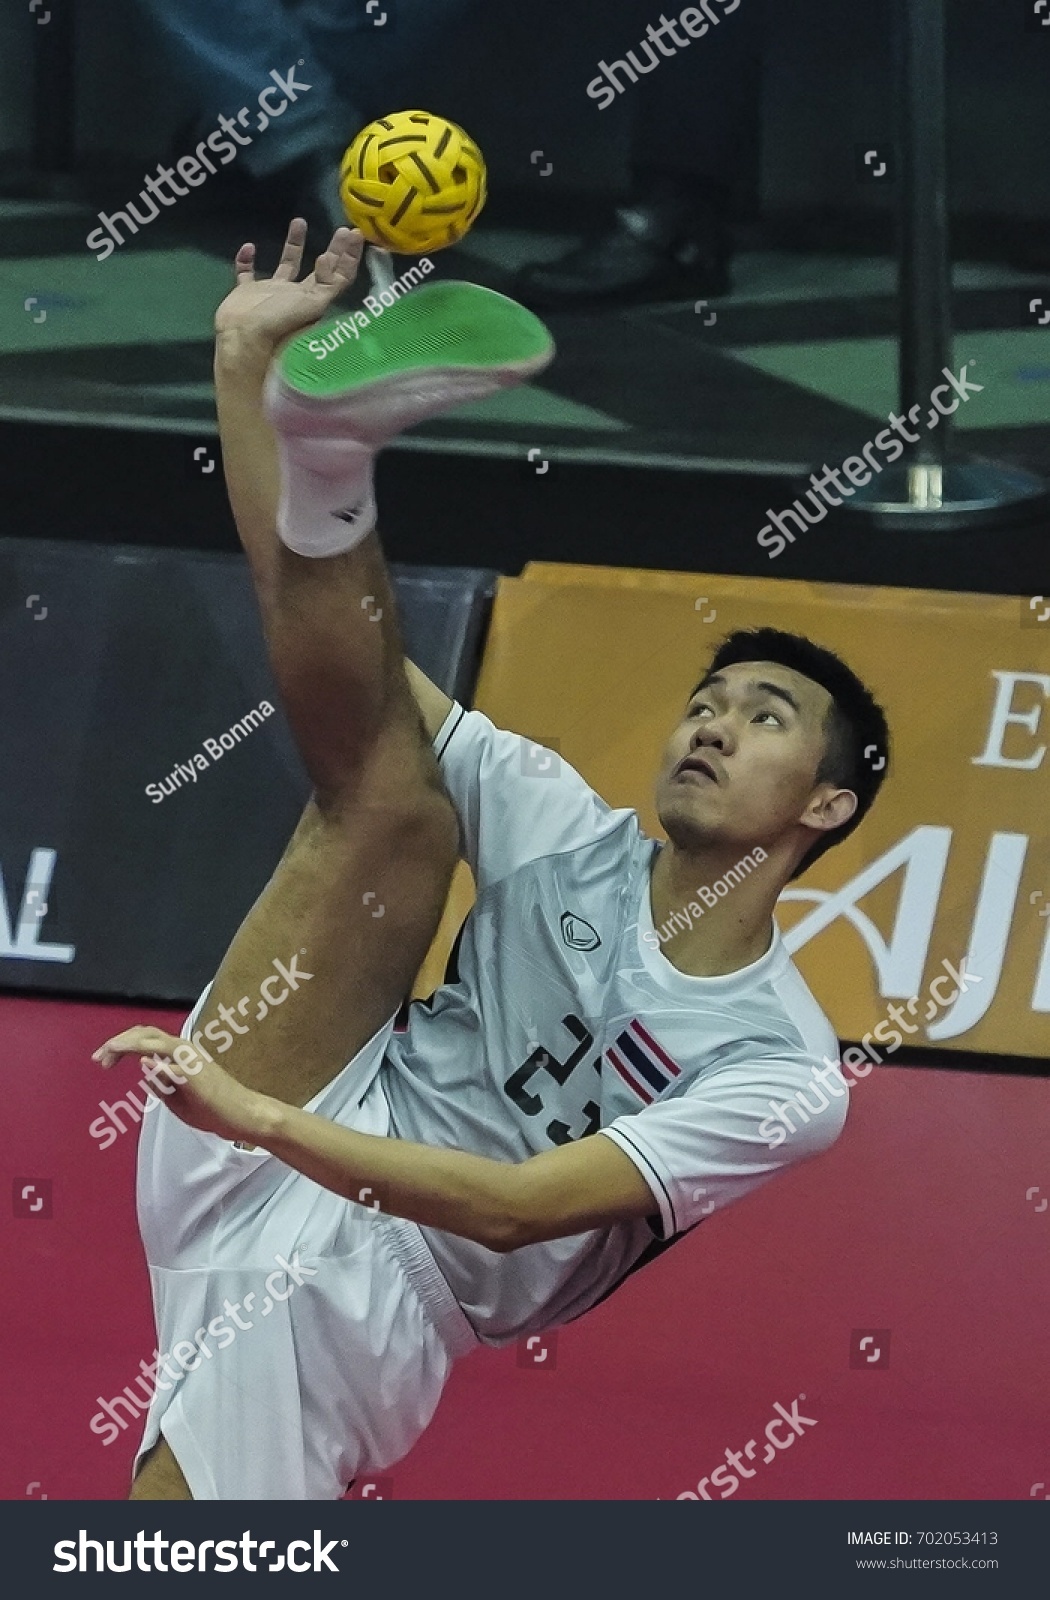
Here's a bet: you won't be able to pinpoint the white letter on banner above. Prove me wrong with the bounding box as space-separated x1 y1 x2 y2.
778 825 952 996
0 848 75 962
1032 912 1050 1013
925 833 1026 1038
972 672 1050 770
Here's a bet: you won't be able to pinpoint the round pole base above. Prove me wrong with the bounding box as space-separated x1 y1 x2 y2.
838 457 1049 532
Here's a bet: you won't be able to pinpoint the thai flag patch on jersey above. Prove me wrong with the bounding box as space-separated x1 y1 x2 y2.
605 1019 682 1104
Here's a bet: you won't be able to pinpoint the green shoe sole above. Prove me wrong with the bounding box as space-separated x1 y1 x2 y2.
278 280 554 399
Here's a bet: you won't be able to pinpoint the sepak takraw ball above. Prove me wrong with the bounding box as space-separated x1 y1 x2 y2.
339 110 487 253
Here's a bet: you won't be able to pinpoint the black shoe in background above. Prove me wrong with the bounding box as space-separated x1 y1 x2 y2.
511 175 732 311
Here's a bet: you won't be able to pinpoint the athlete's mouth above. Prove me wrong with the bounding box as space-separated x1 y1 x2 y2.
674 754 720 784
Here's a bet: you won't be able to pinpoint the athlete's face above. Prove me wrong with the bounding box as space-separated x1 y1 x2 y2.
655 660 855 861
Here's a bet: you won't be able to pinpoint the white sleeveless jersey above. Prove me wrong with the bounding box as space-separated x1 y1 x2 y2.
379 704 846 1345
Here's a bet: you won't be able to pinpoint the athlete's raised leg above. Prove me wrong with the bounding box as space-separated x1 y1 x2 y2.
129 1436 192 1501
180 224 461 1110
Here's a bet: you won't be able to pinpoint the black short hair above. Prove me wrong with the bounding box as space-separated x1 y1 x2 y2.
692 628 891 879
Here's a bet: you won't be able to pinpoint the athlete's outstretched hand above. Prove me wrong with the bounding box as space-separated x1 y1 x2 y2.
214 218 365 357
93 1025 264 1143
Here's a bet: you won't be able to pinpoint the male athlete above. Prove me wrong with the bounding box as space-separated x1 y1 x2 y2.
95 221 890 1501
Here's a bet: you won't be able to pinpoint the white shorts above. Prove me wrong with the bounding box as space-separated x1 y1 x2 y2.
133 990 479 1500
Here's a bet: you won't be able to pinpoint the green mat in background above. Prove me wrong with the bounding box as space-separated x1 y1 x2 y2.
0 249 626 433
730 329 1050 430
0 249 232 354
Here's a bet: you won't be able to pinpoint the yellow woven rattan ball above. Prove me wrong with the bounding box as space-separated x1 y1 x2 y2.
339 109 487 253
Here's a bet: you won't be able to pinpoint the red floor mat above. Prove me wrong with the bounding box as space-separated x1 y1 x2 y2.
2 993 1047 1500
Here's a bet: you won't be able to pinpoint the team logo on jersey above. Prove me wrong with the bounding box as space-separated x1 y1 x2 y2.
560 912 601 951
605 1019 682 1105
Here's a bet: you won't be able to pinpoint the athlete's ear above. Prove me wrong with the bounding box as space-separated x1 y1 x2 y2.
799 784 856 837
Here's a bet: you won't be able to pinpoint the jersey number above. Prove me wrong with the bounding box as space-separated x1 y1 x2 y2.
503 1015 602 1146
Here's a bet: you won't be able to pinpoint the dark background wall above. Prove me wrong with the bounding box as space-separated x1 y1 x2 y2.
4 0 1050 234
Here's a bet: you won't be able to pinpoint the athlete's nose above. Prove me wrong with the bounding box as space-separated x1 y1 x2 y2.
690 716 734 756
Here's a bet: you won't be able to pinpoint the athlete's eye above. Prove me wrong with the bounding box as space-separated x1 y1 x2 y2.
688 703 714 719
753 709 784 727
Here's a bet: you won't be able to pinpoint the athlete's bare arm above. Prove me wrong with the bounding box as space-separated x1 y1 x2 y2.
260 1095 656 1247
267 1094 656 1247
95 1028 657 1247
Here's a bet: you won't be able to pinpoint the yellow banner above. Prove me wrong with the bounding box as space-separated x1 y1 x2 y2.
416 563 1050 1060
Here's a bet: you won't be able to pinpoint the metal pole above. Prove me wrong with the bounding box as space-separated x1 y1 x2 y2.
841 0 1047 529
897 0 951 500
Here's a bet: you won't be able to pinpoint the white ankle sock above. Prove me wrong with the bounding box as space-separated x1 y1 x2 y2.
274 433 379 559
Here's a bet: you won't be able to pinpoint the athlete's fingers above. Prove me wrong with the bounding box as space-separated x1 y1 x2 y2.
305 228 363 295
141 1052 182 1088
93 1026 183 1066
330 229 366 290
233 242 256 285
97 1025 179 1054
272 217 309 282
318 224 359 265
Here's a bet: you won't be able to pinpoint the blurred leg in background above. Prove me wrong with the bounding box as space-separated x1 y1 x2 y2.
133 0 480 239
515 0 766 309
